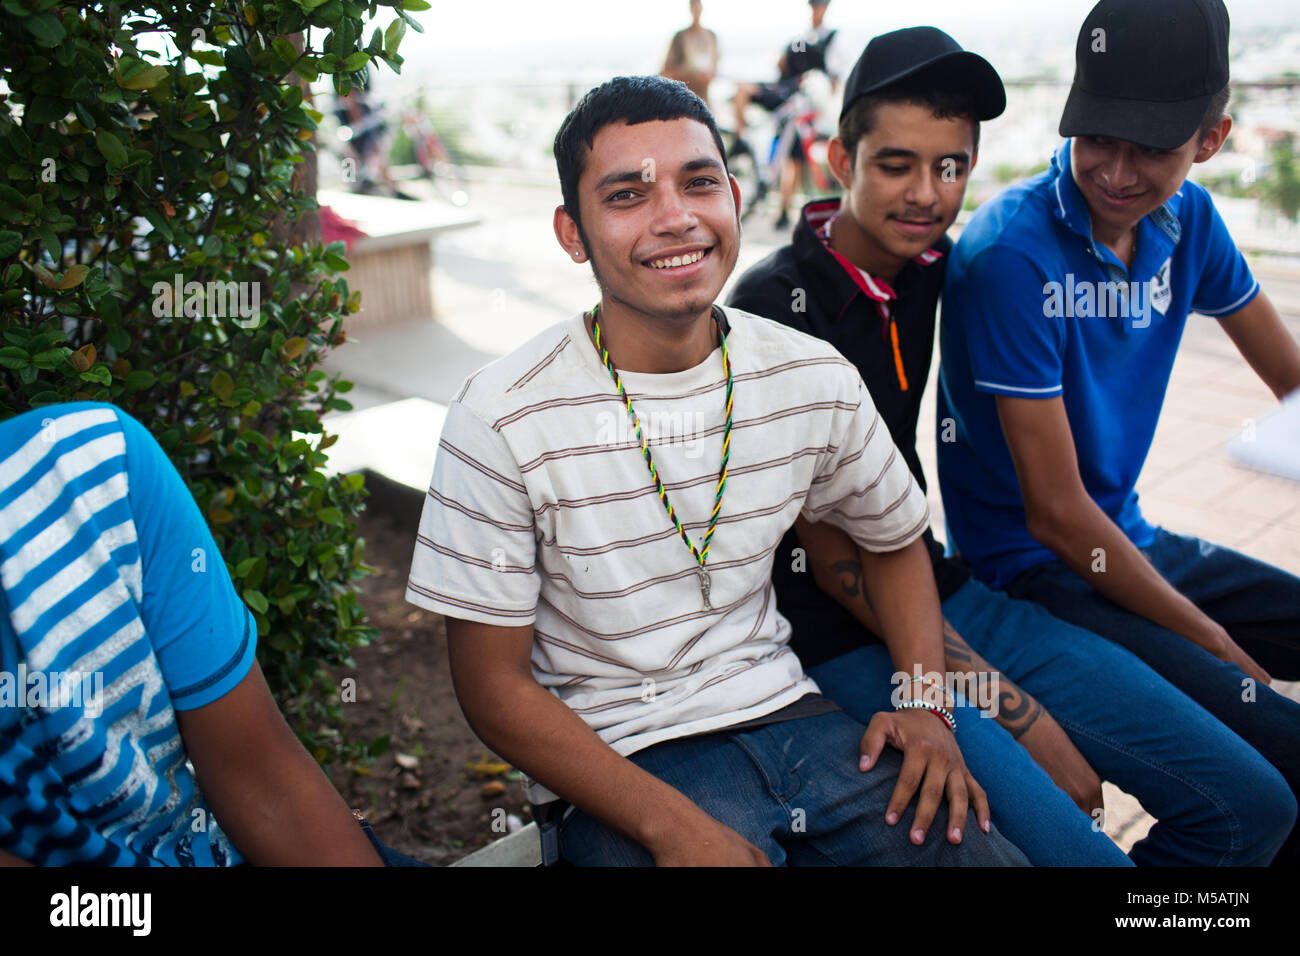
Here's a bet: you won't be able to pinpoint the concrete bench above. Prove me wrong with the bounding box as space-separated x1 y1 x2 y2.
451 823 543 867
317 190 478 330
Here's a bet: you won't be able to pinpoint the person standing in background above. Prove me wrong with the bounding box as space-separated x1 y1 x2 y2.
662 0 720 106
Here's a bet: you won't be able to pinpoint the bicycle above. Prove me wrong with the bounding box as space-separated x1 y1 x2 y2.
725 88 835 224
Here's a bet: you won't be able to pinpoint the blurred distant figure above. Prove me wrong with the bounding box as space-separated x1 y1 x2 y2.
733 0 844 136
662 0 720 105
733 0 847 227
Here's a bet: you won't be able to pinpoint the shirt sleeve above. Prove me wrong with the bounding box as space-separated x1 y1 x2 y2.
825 30 850 82
955 246 1067 399
1189 187 1260 317
115 407 257 712
800 371 930 552
405 400 540 626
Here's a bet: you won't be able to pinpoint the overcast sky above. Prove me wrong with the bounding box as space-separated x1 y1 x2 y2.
389 0 1300 89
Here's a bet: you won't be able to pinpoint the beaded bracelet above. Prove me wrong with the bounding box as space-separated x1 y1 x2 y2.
894 698 957 732
899 676 955 711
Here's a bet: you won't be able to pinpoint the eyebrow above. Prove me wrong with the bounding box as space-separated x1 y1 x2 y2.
869 146 971 163
591 156 726 193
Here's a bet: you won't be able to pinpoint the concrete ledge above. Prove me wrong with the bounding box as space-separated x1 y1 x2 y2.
317 396 448 493
450 823 542 867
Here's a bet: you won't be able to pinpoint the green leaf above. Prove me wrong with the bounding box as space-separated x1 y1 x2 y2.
342 52 369 72
244 589 269 614
245 556 268 590
0 230 21 259
267 631 296 652
25 12 66 46
26 95 67 124
272 37 299 63
317 506 343 525
79 365 112 385
120 65 169 91
106 326 130 352
401 0 431 9
384 17 406 55
39 226 60 259
124 369 155 390
94 129 129 167
212 370 235 402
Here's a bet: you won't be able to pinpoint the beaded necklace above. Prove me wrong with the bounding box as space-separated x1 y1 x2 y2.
589 303 733 610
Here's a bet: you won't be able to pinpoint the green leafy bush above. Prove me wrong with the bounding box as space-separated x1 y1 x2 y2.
0 0 427 764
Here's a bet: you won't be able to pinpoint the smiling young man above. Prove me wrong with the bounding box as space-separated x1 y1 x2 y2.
405 75 1028 866
727 25 1295 867
937 0 1300 864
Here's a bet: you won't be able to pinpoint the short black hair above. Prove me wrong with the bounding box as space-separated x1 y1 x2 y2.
838 76 983 166
553 75 728 248
1198 85 1231 142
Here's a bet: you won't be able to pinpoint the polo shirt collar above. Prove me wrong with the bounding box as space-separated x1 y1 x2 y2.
796 197 944 317
1049 141 1184 280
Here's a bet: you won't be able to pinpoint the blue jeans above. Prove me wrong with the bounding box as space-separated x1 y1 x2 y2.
358 817 429 867
1006 527 1300 866
557 710 1029 866
812 576 1295 865
806 643 1131 867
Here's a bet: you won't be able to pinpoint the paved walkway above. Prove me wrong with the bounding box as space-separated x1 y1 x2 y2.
322 179 1300 855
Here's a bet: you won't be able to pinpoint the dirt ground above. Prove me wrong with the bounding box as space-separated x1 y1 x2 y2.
325 506 530 866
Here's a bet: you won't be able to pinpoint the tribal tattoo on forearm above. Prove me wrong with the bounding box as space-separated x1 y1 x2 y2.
829 558 872 609
942 620 1043 739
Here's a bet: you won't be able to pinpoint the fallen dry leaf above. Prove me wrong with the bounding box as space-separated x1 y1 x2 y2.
465 760 511 776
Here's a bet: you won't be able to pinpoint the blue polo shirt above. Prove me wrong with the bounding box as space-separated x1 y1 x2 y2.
937 141 1259 589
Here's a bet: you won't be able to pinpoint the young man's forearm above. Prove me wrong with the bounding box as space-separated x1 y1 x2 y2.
854 537 947 680
798 518 944 680
804 518 1048 736
939 621 1041 739
1217 293 1300 400
1028 492 1226 651
176 662 383 866
446 621 741 858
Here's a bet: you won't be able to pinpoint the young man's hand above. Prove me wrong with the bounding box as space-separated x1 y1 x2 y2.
1016 714 1103 819
648 814 773 867
1191 620 1271 686
859 709 990 845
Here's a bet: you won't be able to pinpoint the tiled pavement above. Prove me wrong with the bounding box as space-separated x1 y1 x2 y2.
323 181 1300 856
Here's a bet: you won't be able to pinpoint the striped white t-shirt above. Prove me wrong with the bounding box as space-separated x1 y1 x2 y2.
406 306 928 790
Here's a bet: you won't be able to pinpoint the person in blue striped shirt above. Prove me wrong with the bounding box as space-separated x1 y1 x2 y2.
0 401 387 866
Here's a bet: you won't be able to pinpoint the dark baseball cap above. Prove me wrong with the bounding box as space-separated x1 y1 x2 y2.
1059 0 1230 150
839 26 1005 123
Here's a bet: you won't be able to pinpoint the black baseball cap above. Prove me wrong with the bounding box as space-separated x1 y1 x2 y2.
839 26 1005 123
1059 0 1230 150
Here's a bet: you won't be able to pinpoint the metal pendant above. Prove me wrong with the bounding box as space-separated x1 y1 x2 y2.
697 566 712 611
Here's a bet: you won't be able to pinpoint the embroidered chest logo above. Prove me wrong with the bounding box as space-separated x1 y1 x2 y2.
1150 258 1173 316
